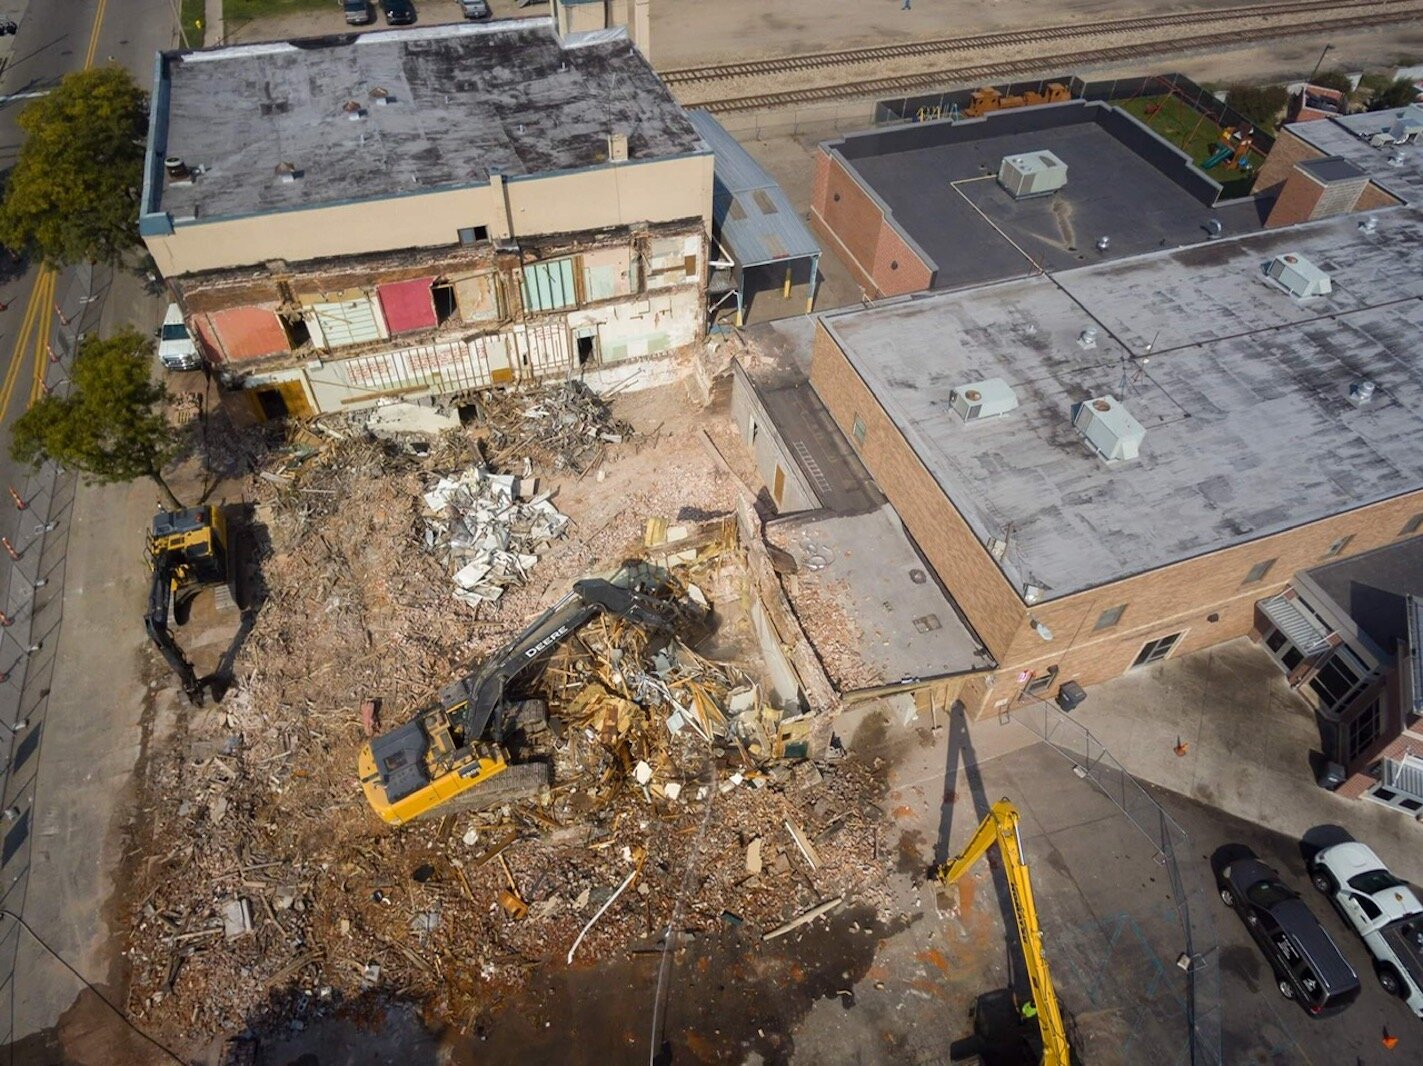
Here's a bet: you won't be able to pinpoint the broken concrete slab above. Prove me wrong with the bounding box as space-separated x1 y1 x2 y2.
365 401 461 439
222 899 253 938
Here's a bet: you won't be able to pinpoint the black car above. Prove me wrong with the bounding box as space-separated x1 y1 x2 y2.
381 0 416 24
1217 848 1361 1016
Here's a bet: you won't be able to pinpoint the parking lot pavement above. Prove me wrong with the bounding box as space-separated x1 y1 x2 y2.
1067 637 1423 884
1157 784 1423 1064
813 699 1423 1065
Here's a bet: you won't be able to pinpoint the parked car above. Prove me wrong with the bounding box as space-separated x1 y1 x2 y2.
458 0 492 18
1217 848 1360 1015
1310 842 1423 1017
342 0 373 25
381 0 416 24
157 304 202 372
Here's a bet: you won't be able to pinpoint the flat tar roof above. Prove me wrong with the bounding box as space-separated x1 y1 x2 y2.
825 101 1264 292
1289 107 1423 204
151 20 701 221
1306 536 1423 655
774 505 991 684
822 206 1423 600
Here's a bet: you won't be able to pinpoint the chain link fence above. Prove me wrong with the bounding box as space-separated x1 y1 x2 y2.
1012 696 1223 1066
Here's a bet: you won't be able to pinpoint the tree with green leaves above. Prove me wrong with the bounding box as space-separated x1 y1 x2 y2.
11 329 185 508
0 67 148 267
1367 77 1422 112
1310 70 1354 95
1225 84 1289 131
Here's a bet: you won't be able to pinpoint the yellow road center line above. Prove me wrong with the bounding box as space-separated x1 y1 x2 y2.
0 272 47 418
29 271 56 406
83 0 110 70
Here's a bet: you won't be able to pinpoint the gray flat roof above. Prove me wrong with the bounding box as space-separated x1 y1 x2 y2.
1307 537 1423 655
826 101 1264 292
775 505 991 685
687 110 820 269
822 206 1423 600
1289 108 1423 203
153 20 702 221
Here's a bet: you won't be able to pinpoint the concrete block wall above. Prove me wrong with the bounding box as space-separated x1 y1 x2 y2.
809 318 1423 716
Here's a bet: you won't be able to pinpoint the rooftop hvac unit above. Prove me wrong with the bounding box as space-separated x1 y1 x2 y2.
1267 253 1332 298
949 378 1019 423
1073 395 1145 463
997 151 1068 199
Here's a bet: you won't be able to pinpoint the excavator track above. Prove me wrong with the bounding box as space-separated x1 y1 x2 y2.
414 761 552 821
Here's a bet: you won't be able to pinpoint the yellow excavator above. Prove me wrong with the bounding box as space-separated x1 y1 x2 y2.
145 505 245 706
937 798 1077 1066
359 578 670 826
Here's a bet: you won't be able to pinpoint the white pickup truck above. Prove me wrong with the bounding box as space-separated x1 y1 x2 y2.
1310 841 1423 1018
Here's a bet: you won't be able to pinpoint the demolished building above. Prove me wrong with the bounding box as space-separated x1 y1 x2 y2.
139 18 714 420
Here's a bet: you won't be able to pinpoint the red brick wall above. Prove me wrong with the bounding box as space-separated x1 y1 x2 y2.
809 149 933 298
1266 170 1325 228
809 318 1423 716
1356 182 1403 211
1254 128 1326 196
871 221 934 296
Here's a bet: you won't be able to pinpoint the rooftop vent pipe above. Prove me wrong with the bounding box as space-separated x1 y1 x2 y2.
164 156 191 182
1349 379 1376 407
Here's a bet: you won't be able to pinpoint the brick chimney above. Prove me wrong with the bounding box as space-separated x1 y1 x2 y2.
1265 155 1368 229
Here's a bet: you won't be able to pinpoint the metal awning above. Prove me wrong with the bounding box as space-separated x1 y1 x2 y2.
687 110 821 270
1260 593 1334 657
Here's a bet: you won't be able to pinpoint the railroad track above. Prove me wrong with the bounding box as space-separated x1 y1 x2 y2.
693 9 1423 113
664 0 1420 86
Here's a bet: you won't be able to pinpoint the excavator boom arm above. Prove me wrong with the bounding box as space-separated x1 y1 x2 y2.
144 551 205 704
457 578 668 741
939 799 1073 1066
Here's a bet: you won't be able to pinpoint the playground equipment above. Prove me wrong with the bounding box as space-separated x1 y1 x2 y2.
1201 125 1255 171
965 82 1071 118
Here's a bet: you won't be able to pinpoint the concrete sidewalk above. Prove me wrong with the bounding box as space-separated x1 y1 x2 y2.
1068 637 1423 883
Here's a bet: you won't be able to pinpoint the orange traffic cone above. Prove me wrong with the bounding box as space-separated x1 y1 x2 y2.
1382 1028 1399 1050
1174 735 1189 757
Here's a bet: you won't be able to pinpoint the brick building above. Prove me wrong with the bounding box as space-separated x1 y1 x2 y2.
809 100 1274 299
139 18 713 419
803 203 1423 719
1252 538 1423 808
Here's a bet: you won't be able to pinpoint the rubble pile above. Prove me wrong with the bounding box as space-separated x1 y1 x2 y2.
469 381 632 474
422 467 570 604
121 391 891 1049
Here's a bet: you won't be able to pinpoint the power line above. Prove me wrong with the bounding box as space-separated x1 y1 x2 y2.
0 909 185 1064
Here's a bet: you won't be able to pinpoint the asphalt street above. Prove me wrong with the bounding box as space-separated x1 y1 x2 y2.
0 0 183 1059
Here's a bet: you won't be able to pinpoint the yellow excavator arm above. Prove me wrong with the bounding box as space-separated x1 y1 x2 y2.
938 798 1073 1066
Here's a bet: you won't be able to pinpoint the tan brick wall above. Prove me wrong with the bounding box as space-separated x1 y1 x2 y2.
1265 170 1325 228
809 318 1423 716
1356 182 1403 211
1254 128 1326 196
809 322 1028 655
